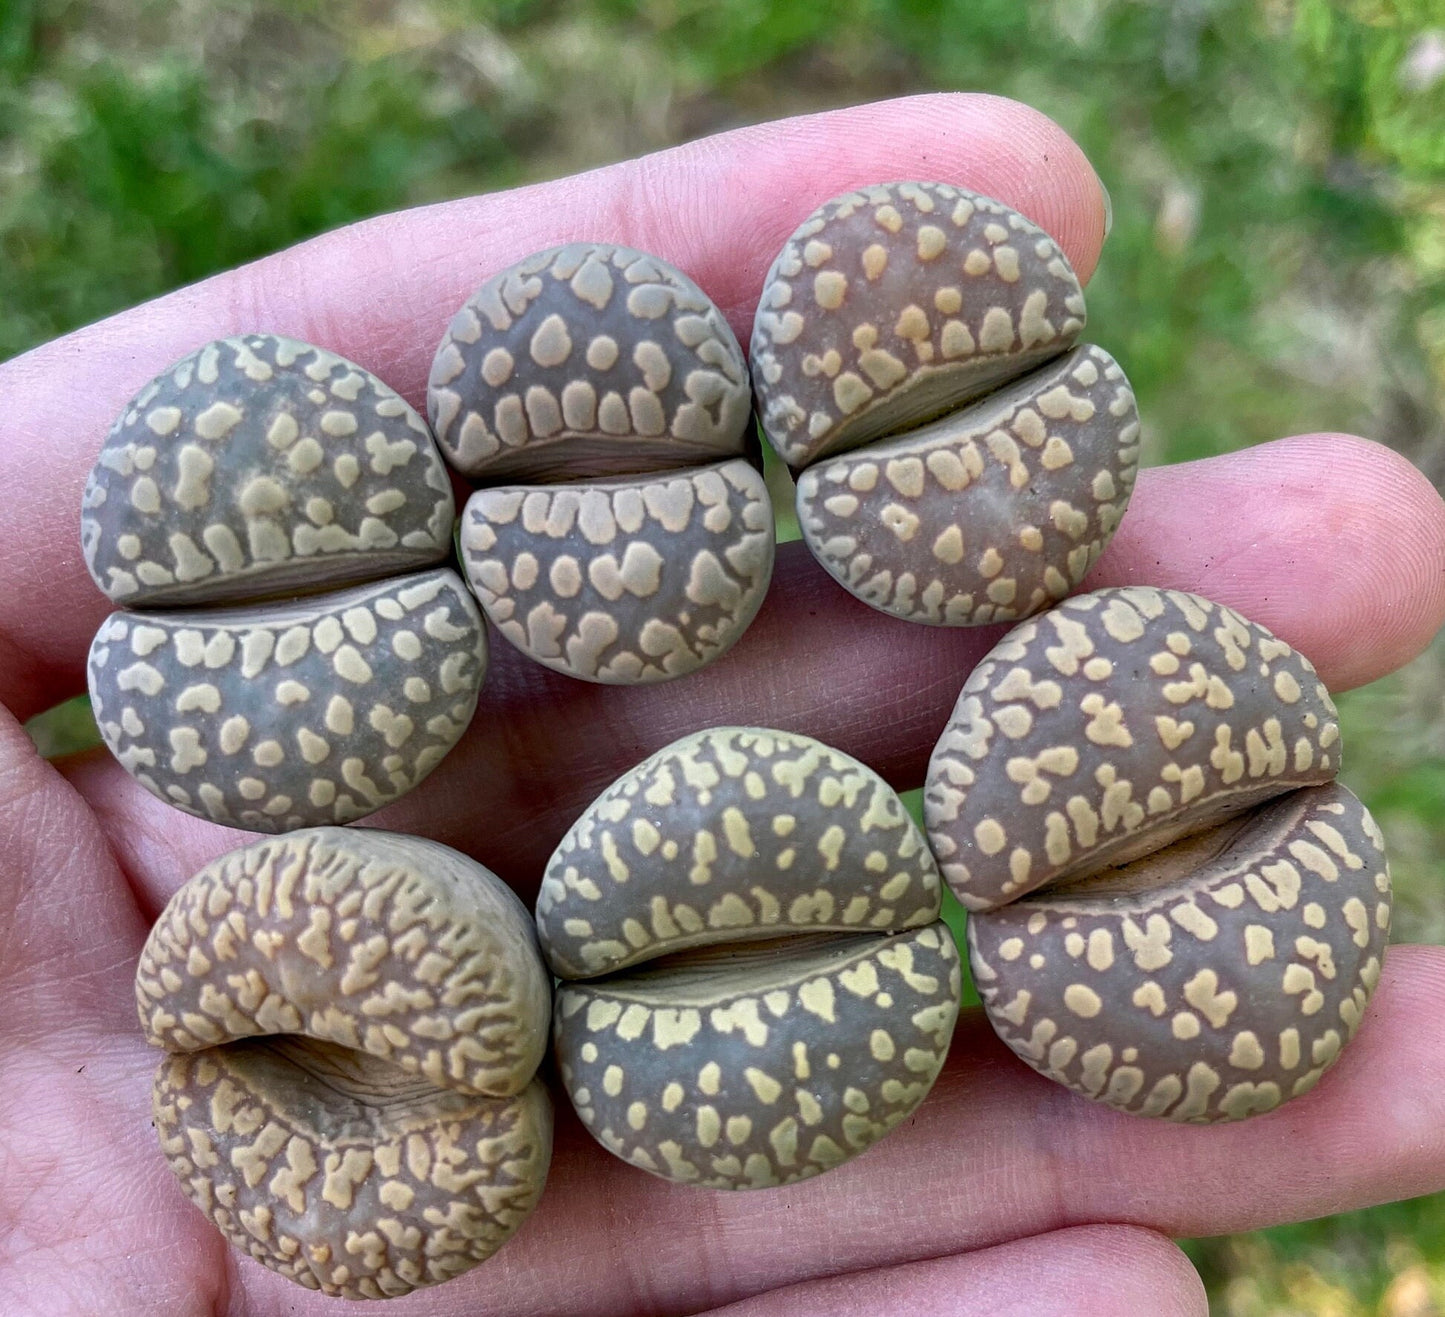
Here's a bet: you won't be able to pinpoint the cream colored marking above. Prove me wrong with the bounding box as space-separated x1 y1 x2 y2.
1132 981 1167 1016
1063 984 1102 1018
814 271 847 310
194 401 243 440
1244 924 1276 965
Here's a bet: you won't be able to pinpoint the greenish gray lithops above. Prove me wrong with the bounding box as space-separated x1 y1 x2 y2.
432 244 775 683
968 781 1389 1122
88 568 486 831
428 242 753 482
539 727 959 1188
460 459 774 683
538 727 943 977
795 344 1139 625
925 585 1390 1122
138 828 553 1299
751 182 1087 469
555 925 959 1189
750 182 1136 628
924 586 1340 913
82 334 455 607
81 335 486 831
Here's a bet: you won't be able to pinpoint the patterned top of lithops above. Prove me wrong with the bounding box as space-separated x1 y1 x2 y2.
428 243 753 481
966 780 1390 1123
460 459 774 684
924 586 1341 912
82 335 455 606
139 829 554 1298
537 726 942 977
136 828 551 1093
87 568 486 832
751 182 1087 469
794 344 1139 626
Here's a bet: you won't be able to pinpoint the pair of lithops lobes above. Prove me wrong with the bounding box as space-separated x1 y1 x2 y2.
752 181 1140 625
536 726 962 1190
135 829 553 1299
430 243 775 684
926 585 1390 1122
82 336 487 832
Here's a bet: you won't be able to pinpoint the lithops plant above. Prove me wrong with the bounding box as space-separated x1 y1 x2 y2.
751 182 1139 626
82 335 487 832
432 243 775 683
538 726 961 1189
136 828 553 1299
925 585 1391 1122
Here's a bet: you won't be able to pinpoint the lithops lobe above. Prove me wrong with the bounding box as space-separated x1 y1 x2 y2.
751 182 1086 469
555 924 960 1189
969 781 1389 1123
429 242 752 481
81 334 455 607
136 828 551 1093
925 586 1339 912
88 568 486 832
154 1045 551 1299
461 459 774 684
537 726 943 979
142 830 553 1299
796 345 1139 626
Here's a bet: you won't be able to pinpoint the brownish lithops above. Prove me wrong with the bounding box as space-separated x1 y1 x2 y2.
433 243 775 683
460 459 773 682
428 242 753 482
751 182 1138 627
137 828 553 1299
539 727 960 1188
81 337 485 831
925 585 1390 1121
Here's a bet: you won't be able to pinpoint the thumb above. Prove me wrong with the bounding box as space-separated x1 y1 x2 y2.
0 707 148 1040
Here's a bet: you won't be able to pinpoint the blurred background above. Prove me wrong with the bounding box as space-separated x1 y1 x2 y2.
5 0 1444 1310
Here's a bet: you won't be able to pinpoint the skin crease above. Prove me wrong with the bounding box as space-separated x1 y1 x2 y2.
2 93 1445 1315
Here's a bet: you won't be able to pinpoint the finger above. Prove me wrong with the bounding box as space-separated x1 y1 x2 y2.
0 701 226 1313
0 705 147 1023
1092 433 1445 692
0 92 1106 720
66 434 1445 907
217 949 1438 1317
698 1226 1206 1317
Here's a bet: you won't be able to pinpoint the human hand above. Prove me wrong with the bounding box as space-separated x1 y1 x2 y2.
2 94 1444 1316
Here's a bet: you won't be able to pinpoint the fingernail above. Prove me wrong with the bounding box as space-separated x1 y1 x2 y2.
1096 169 1113 241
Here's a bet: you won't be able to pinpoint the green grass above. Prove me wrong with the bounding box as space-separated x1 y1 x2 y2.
9 1 1445 1309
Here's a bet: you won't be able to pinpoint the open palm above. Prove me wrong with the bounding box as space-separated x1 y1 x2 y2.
3 95 1445 1316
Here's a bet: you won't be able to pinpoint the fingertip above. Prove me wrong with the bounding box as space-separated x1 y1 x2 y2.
1092 434 1445 690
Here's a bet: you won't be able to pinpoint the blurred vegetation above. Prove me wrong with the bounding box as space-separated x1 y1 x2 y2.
8 0 1445 1310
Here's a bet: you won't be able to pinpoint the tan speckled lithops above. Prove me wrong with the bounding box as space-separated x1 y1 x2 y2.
137 829 553 1299
925 585 1391 1122
81 337 485 831
429 243 752 481
540 727 960 1188
751 182 1139 628
461 459 774 682
434 243 775 683
82 335 455 606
